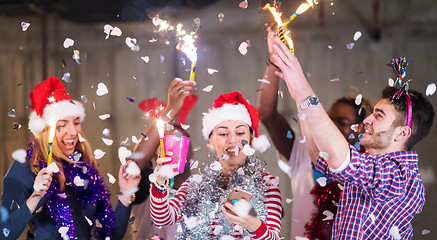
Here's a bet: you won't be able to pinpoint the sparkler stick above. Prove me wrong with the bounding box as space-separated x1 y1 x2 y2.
47 122 56 164
156 119 166 157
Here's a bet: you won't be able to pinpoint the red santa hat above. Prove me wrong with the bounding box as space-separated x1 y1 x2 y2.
28 76 85 135
202 92 270 153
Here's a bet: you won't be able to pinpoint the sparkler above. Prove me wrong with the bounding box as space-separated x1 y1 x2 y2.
156 119 166 158
47 122 56 164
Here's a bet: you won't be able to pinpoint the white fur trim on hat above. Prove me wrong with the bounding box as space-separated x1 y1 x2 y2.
252 134 271 153
28 100 85 135
202 103 252 140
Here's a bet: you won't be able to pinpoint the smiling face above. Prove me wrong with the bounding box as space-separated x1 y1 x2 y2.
361 99 405 155
55 116 82 156
209 120 252 174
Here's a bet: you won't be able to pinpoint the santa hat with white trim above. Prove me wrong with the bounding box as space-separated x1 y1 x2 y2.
28 76 85 135
202 91 270 153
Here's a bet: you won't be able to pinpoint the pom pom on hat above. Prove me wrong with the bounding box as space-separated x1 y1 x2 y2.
28 76 85 135
202 92 270 153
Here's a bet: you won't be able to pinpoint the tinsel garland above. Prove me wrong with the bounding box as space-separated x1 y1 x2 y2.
31 146 114 239
177 156 269 239
304 181 342 240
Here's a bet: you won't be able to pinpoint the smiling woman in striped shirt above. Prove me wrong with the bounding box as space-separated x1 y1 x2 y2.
149 91 282 240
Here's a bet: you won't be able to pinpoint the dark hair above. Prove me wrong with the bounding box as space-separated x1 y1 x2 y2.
332 97 371 123
382 86 435 150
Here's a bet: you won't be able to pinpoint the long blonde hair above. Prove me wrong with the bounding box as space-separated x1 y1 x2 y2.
30 126 98 187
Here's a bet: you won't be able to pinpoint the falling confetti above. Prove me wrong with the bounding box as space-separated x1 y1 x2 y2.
207 68 218 74
63 38 74 48
160 55 165 63
286 198 293 203
94 149 105 159
389 225 401 240
328 45 333 49
242 144 255 156
180 123 190 130
316 177 327 187
238 42 249 55
102 138 113 146
257 79 271 84
72 50 82 64
80 95 88 104
74 176 85 187
299 136 306 143
12 149 27 164
21 22 30 31
202 85 213 92
190 160 199 170
47 162 60 173
78 133 87 142
210 161 222 171
125 161 141 175
353 31 362 41
99 114 110 120
95 83 109 97
346 43 355 50
355 94 362 105
322 210 334 221
286 130 293 139
141 56 150 63
277 159 291 173
388 78 395 87
239 0 248 9
425 83 436 96
422 229 430 235
132 135 140 144
125 37 140 51
233 199 251 217
107 173 116 184
351 123 359 132
330 78 340 82
127 97 135 103
192 174 203 183
8 109 15 118
102 128 110 137
278 90 283 98
221 154 230 161
62 72 71 83
103 24 122 39
118 146 132 165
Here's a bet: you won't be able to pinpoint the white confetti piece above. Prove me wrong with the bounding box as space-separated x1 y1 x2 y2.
21 22 30 31
192 174 203 183
125 37 140 51
355 94 362 105
234 199 251 217
84 216 93 226
58 226 69 240
388 78 395 87
102 138 113 146
322 210 334 221
12 149 27 164
132 135 141 144
107 173 116 184
328 45 333 49
353 31 362 41
202 85 213 92
207 68 218 74
96 83 108 96
157 164 175 179
94 149 105 159
389 226 401 240
63 38 74 48
257 79 271 84
422 229 430 235
286 198 293 203
238 42 248 55
47 162 60 173
180 123 190 130
99 114 110 120
425 83 436 96
74 176 85 187
210 161 222 171
350 123 359 132
242 144 255 156
316 177 327 187
277 159 291 174
141 56 150 63
118 146 132 165
177 223 183 233
125 161 141 175
111 27 122 37
346 43 355 50
330 78 340 82
319 152 329 160
299 136 306 144
190 160 199 170
183 215 203 229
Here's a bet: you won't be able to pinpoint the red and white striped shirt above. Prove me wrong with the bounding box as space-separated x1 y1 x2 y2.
150 174 282 239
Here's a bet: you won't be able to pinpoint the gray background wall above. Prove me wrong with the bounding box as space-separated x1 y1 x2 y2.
0 0 436 239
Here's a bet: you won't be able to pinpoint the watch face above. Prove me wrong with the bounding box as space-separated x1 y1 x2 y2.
309 96 319 105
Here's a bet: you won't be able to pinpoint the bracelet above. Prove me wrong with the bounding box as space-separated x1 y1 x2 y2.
149 187 169 201
154 181 167 192
266 58 280 70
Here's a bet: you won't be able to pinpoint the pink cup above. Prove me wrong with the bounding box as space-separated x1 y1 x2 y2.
163 135 191 173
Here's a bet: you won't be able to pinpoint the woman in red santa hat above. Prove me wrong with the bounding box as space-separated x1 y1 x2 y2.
149 91 282 239
0 76 141 239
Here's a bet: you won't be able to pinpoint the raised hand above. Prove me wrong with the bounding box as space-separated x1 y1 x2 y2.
164 78 197 121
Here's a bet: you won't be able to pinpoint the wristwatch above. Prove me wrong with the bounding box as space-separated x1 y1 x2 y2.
300 96 319 110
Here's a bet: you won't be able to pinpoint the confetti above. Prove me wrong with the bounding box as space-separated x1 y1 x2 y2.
127 97 135 102
12 149 27 164
242 144 255 156
84 216 93 226
388 78 395 87
207 68 218 74
63 38 74 48
190 160 199 170
125 37 140 51
107 173 116 184
238 42 248 55
160 55 165 63
221 154 230 161
102 138 113 146
141 56 150 63
239 0 248 9
350 123 359 132
47 162 60 173
80 95 88 104
21 22 30 31
286 130 293 139
346 43 355 50
237 167 244 175
192 174 203 183
2 228 10 237
277 159 291 173
78 133 87 142
278 91 283 98
286 198 293 203
0 207 8 222
58 227 69 239
62 72 71 83
328 45 333 49
330 78 340 82
96 83 109 96
322 210 334 221
125 161 141 175
422 229 430 235
102 128 110 136
103 24 122 39
94 149 105 159
348 133 356 140
74 176 85 187
389 225 401 240
355 94 362 105
8 109 16 118
218 13 224 22
72 50 82 64
99 114 110 120
337 183 344 191
233 199 251 217
180 123 190 130
202 85 213 92
295 237 309 240
220 236 235 240
132 135 140 144
353 31 362 41
316 177 327 187
299 136 306 143
183 215 202 229
213 225 223 235
210 161 222 171
118 146 132 165
257 79 271 84
425 83 436 96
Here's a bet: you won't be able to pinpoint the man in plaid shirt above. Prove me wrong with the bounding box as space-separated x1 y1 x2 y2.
270 37 435 239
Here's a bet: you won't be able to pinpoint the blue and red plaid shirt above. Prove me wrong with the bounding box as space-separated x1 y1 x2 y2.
316 145 425 239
